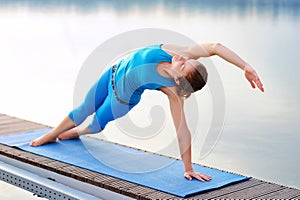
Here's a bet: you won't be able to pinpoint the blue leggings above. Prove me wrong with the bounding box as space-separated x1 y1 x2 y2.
68 67 137 133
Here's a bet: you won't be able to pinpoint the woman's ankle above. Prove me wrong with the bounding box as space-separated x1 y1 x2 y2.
57 128 79 140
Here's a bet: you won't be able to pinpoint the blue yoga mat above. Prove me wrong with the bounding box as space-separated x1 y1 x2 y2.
0 128 250 197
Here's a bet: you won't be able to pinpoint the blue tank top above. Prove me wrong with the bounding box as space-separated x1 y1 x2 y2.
114 44 176 104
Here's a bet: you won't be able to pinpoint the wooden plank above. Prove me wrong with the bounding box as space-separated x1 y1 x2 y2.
104 179 178 200
0 115 38 126
103 180 140 198
0 120 43 126
0 145 26 159
0 114 44 126
42 160 70 170
120 185 157 200
139 189 178 200
216 182 284 199
0 117 25 125
0 116 44 129
0 114 47 135
257 187 300 199
94 171 178 199
0 144 14 152
189 178 263 199
0 121 46 130
0 124 46 135
59 165 95 182
4 148 56 168
0 126 46 135
0 114 14 120
60 165 122 188
292 195 300 200
124 185 177 200
92 174 121 188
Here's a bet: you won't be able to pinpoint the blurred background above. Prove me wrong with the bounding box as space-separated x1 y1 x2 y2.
0 0 299 198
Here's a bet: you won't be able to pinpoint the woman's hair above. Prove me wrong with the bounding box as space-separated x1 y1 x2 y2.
177 61 208 99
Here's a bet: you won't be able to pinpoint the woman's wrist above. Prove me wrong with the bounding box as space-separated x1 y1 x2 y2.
184 166 194 173
243 63 251 71
184 169 194 176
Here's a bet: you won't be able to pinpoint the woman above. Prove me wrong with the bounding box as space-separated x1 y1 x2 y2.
30 43 264 181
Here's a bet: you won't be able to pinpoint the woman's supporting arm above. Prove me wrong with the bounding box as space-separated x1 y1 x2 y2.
168 95 192 172
164 88 211 181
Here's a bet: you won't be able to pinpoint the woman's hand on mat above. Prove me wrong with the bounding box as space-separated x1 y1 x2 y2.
184 170 212 182
244 64 264 92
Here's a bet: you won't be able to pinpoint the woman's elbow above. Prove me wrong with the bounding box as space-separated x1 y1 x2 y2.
211 43 223 55
176 128 191 141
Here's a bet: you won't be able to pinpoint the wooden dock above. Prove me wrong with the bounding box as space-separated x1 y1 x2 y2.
0 113 300 199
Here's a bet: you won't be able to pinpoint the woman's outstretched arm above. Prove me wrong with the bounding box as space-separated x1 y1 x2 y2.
188 43 264 92
163 43 264 92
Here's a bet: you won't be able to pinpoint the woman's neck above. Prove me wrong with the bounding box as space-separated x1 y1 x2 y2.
157 62 173 78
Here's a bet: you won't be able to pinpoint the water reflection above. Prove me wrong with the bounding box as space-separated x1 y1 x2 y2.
1 0 300 19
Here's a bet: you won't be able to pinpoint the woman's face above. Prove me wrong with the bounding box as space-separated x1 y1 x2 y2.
171 55 196 77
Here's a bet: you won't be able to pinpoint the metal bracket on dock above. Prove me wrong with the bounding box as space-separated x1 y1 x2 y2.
0 164 76 200
0 155 134 200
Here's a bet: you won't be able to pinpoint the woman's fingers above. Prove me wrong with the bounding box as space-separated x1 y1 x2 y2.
184 171 212 182
245 67 264 92
192 173 205 182
247 77 256 89
198 173 212 182
184 173 192 181
255 77 264 92
252 73 264 92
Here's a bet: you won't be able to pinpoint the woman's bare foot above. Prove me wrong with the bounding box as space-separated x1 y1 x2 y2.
58 128 79 140
30 116 77 146
30 132 57 147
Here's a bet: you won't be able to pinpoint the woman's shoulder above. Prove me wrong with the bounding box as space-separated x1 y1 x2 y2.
159 86 180 100
161 44 189 57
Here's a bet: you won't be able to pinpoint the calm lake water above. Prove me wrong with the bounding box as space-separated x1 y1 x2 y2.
0 0 299 196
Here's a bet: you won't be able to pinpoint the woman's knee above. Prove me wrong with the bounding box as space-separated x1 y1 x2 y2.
69 104 94 125
88 118 104 133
